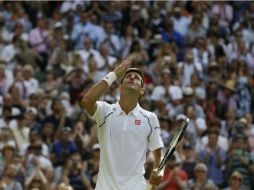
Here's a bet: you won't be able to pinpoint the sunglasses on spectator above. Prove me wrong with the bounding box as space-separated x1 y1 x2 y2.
232 176 242 182
195 170 206 173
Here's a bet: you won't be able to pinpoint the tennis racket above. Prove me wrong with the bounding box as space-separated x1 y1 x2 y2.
147 116 190 190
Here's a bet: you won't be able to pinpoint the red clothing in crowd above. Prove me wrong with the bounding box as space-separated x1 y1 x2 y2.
162 168 188 190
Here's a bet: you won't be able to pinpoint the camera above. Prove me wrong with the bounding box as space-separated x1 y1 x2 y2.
72 160 79 167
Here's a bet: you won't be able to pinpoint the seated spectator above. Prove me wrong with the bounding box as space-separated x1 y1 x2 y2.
22 65 39 96
43 167 56 190
127 40 149 64
20 129 49 158
178 50 203 87
24 167 48 190
41 122 55 148
56 182 73 190
210 2 233 27
204 183 219 190
72 113 95 152
9 77 28 108
0 144 16 174
226 134 254 190
181 143 197 180
151 42 177 78
44 98 73 132
0 64 12 96
185 17 207 45
76 36 100 74
184 104 206 139
171 87 205 120
151 69 181 111
51 127 78 167
40 71 59 99
161 18 184 48
221 108 238 140
9 108 30 151
158 116 171 147
198 129 227 187
0 105 13 129
201 119 229 151
171 6 191 37
28 92 46 123
120 24 135 58
100 22 121 57
87 144 100 188
0 126 16 150
223 171 243 190
11 154 25 184
154 155 188 190
25 141 52 176
63 67 88 105
23 107 41 133
0 164 23 190
28 17 52 71
60 153 93 190
192 37 209 67
15 39 43 68
207 15 228 39
188 163 215 190
216 80 237 119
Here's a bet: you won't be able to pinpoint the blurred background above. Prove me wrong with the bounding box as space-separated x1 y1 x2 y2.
0 1 253 190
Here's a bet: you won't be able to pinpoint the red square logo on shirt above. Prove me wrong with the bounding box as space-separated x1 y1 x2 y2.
135 119 141 126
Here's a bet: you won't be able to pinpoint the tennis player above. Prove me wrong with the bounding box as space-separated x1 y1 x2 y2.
82 56 164 190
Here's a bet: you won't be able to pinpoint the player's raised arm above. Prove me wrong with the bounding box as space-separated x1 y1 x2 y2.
81 56 134 115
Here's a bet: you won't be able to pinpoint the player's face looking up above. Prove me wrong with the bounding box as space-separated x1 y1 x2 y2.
120 71 144 95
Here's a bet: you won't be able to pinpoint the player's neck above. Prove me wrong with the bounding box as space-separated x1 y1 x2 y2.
119 95 138 114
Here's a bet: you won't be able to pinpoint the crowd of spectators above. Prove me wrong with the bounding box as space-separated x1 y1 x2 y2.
0 1 254 190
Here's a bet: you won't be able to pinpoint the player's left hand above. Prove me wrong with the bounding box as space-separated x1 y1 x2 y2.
148 168 163 186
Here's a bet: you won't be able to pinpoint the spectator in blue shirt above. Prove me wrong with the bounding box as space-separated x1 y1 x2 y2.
198 130 227 187
51 127 78 167
161 19 184 48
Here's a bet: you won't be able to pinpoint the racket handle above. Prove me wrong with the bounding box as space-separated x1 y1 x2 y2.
147 168 164 190
147 183 153 190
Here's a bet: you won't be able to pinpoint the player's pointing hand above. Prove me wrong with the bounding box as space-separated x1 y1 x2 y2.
113 55 135 79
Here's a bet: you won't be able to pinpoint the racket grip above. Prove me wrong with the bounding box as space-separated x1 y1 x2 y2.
147 168 164 190
147 183 153 190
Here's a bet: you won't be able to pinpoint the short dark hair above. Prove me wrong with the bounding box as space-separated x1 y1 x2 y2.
208 130 219 136
121 68 144 87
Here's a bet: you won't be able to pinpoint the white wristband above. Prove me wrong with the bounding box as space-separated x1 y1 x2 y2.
102 72 117 86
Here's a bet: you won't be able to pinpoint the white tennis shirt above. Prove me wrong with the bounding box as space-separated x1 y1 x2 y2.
92 101 164 190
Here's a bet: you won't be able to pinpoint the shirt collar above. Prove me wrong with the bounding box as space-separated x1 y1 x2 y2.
114 101 140 117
